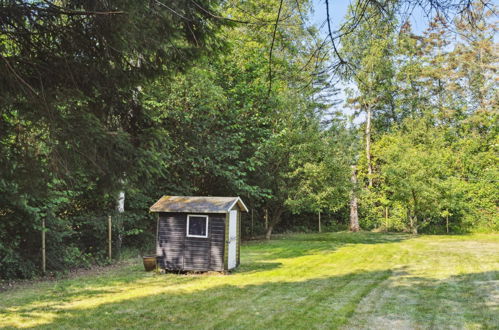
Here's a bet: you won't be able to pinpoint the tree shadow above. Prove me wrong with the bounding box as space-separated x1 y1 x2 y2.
3 269 496 329
240 231 410 261
0 265 200 317
1 269 393 329
277 231 410 244
1 233 495 329
234 261 283 274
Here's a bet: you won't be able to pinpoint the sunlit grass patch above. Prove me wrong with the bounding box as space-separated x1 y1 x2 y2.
0 232 497 329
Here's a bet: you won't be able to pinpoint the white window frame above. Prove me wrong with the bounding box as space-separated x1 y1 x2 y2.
186 214 209 238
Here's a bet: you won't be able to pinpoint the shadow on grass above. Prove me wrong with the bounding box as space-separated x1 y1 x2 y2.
235 261 283 274
4 270 499 328
0 265 201 315
3 269 496 329
274 231 411 243
240 231 411 261
0 232 408 308
1 269 393 329
1 233 496 329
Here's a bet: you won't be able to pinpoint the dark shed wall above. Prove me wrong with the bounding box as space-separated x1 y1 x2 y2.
156 213 225 271
157 213 185 270
208 214 225 270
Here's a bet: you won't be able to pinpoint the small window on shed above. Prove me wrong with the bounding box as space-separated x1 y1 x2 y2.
187 215 209 238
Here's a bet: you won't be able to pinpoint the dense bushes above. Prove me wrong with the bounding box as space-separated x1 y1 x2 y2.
1 0 497 280
341 1 498 234
0 0 346 279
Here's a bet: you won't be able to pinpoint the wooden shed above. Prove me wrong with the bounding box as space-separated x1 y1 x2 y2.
149 196 248 272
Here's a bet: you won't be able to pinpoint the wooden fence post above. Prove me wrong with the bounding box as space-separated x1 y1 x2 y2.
42 218 46 274
385 207 389 232
318 211 321 233
251 208 254 236
108 215 112 260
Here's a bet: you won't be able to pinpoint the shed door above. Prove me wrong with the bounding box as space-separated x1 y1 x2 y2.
228 210 237 269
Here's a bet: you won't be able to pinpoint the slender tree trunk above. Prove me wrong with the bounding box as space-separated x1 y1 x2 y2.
350 196 359 232
116 189 125 258
408 209 412 232
365 105 373 188
265 208 283 240
117 190 125 213
410 191 418 234
350 165 360 232
265 225 274 240
412 216 418 234
408 210 418 234
446 213 449 234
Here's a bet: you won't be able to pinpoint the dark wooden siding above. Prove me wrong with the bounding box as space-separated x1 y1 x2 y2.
223 213 229 271
156 213 185 270
209 214 225 271
156 212 226 271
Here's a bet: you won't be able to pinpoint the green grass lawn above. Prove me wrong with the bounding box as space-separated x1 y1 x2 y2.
1 232 498 329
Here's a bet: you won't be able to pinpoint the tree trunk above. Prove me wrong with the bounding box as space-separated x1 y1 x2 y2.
408 209 412 232
116 189 125 258
408 211 418 235
349 165 360 232
446 213 449 234
117 190 125 213
265 208 283 240
350 196 359 232
365 105 373 188
265 224 274 240
412 216 418 234
410 190 418 235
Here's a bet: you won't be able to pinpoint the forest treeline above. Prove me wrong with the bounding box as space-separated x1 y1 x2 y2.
0 0 497 279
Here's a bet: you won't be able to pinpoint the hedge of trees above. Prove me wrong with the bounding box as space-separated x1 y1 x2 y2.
0 0 497 279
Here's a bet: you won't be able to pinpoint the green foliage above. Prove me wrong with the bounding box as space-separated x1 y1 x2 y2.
342 1 498 234
1 0 497 279
0 0 225 279
1 0 353 278
341 0 397 126
374 120 457 232
285 127 352 214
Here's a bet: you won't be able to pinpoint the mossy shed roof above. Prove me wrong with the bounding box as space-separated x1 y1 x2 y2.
149 196 248 213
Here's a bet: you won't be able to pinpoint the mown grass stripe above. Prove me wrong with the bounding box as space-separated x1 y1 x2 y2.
0 232 497 329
